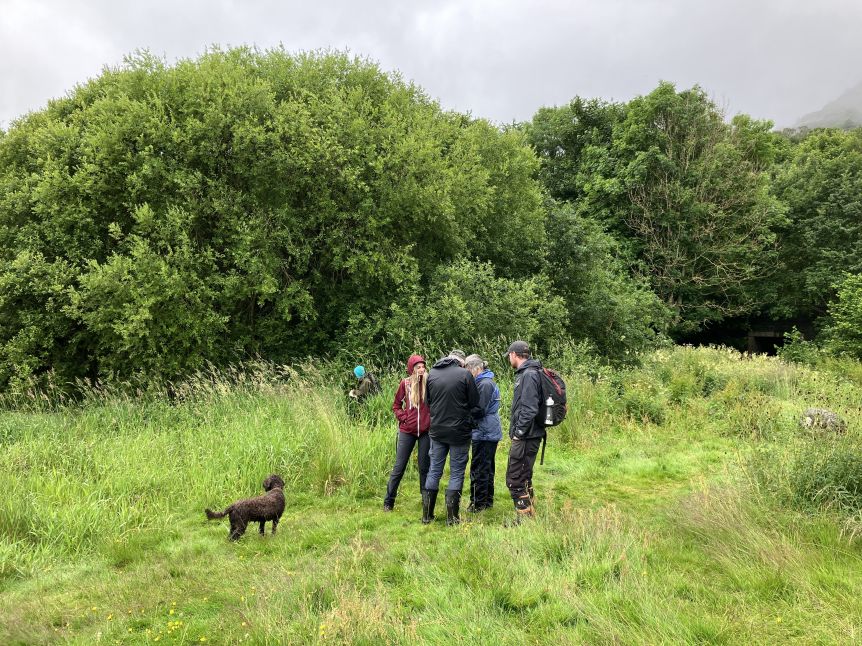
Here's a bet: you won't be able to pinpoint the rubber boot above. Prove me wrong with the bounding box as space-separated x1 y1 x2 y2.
422 489 438 524
514 493 535 521
445 490 461 526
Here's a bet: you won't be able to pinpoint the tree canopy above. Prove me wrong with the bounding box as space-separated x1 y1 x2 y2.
528 83 785 335
767 128 862 320
0 48 550 386
2 49 859 389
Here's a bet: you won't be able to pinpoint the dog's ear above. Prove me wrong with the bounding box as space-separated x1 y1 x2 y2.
263 474 284 490
263 474 283 491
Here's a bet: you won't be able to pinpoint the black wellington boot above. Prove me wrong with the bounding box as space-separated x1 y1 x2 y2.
422 489 438 524
445 490 461 526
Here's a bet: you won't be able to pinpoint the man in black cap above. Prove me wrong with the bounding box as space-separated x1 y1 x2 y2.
505 340 544 520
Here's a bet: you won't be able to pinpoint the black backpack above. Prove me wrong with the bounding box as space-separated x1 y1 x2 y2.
538 367 567 426
535 367 567 465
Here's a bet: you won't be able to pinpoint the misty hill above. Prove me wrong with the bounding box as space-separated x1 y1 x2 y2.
796 80 862 129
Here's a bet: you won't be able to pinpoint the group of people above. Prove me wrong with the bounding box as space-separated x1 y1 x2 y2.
376 340 547 525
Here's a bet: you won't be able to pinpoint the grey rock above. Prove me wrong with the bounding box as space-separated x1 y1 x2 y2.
800 408 847 433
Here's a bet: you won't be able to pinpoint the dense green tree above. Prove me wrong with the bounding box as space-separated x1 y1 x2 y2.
525 98 622 203
768 128 862 320
544 201 671 362
823 273 862 359
381 259 568 358
531 83 785 334
0 48 548 387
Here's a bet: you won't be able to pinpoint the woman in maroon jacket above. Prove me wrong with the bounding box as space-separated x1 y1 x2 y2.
383 354 431 511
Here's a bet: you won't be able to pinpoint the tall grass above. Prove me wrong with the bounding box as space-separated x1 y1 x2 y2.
3 346 860 568
2 346 862 644
0 362 400 579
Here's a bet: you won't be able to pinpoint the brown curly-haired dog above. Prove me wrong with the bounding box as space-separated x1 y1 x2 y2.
205 474 285 540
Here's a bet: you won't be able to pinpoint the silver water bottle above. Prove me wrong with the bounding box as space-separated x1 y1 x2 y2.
545 396 554 425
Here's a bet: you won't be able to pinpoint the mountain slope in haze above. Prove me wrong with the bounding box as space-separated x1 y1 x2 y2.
796 80 862 129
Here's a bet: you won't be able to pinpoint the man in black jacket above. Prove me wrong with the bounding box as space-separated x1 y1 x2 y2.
423 350 481 525
505 340 545 520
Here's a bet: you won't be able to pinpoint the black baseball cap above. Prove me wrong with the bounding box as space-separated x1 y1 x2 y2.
506 340 530 355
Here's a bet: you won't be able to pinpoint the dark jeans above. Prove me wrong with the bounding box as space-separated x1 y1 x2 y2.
506 437 542 501
385 432 430 505
424 439 470 492
470 440 498 509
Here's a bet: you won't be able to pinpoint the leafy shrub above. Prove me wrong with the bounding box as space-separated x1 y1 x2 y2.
823 274 862 360
0 48 548 388
667 372 699 405
778 327 823 365
379 259 568 358
700 371 729 397
619 378 666 425
544 201 670 363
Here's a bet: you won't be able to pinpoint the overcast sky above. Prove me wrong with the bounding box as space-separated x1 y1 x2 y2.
2 0 861 130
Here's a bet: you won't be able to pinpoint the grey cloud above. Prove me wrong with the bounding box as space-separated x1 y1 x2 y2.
1 0 861 129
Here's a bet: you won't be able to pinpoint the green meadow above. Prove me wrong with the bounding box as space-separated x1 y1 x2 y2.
2 347 862 645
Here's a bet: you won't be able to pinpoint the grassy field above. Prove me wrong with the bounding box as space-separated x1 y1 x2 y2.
2 347 862 645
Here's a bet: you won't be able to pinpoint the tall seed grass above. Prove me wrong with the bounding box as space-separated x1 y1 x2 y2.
0 362 399 579
2 346 861 584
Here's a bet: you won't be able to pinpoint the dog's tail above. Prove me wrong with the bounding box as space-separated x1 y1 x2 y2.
205 507 229 520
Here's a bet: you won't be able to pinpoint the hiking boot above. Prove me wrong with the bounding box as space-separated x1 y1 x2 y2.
514 493 534 519
383 501 394 512
445 490 461 526
422 489 438 524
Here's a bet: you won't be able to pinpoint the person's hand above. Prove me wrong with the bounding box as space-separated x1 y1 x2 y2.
349 389 358 399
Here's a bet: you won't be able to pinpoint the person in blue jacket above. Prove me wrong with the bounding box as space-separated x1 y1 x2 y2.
464 353 502 512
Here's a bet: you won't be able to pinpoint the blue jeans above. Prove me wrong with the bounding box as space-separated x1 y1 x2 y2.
424 439 470 492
